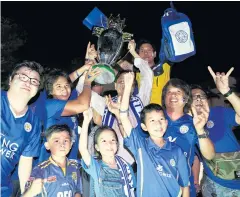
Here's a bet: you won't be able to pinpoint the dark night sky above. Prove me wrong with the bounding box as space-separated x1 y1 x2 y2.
2 1 240 85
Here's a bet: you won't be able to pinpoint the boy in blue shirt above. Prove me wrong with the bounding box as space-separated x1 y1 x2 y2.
23 124 82 197
119 72 190 197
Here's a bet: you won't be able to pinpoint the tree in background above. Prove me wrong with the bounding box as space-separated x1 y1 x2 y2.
1 17 27 89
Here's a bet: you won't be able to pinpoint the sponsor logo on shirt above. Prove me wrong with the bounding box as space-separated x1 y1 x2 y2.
156 165 172 178
71 172 77 181
62 182 70 186
47 175 57 183
0 137 19 159
206 120 214 129
24 122 32 132
179 125 189 134
170 159 176 167
167 136 177 142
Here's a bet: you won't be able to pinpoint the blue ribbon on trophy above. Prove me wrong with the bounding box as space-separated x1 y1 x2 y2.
83 7 133 84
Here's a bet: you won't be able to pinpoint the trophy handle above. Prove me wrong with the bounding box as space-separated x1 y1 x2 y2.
92 27 104 37
122 33 133 42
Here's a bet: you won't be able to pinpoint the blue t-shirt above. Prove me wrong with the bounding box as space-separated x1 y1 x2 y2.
25 158 82 196
1 91 41 196
124 125 189 197
35 90 79 163
81 156 135 197
163 113 198 197
202 106 240 189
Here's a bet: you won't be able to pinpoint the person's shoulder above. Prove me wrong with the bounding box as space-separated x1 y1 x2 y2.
35 159 52 170
68 159 81 168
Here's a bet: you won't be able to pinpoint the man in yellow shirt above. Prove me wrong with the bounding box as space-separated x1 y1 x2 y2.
136 39 171 105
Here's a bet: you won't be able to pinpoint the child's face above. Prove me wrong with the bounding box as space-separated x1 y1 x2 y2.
45 131 73 157
51 76 71 101
95 130 118 157
141 110 168 138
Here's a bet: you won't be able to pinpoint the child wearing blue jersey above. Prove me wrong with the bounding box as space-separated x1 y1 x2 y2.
119 72 190 197
79 108 136 197
23 124 82 197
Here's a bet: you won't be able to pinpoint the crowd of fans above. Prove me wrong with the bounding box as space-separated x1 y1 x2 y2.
1 38 240 197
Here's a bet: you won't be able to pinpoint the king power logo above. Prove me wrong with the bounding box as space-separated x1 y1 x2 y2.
0 135 19 159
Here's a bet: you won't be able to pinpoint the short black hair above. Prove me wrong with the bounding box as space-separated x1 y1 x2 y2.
162 78 192 113
11 61 44 89
140 103 164 124
114 69 134 82
190 84 208 95
136 39 157 53
44 68 72 98
45 124 72 141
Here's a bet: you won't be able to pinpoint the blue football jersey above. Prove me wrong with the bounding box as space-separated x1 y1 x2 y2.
1 90 41 196
25 158 82 196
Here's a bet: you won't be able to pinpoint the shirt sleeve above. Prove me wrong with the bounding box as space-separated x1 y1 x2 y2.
81 156 100 182
45 99 67 119
176 146 190 187
22 118 41 157
134 58 153 106
124 125 145 157
223 106 239 127
75 72 106 116
75 163 83 194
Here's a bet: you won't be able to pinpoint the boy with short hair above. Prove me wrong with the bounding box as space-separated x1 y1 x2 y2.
23 124 82 197
119 72 190 197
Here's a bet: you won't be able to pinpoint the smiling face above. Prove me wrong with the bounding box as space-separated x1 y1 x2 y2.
141 110 168 138
9 66 40 99
51 76 71 100
45 131 73 157
138 43 156 67
191 88 209 114
164 85 186 111
95 129 118 157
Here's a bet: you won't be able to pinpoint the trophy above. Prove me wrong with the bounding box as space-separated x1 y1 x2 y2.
91 14 133 84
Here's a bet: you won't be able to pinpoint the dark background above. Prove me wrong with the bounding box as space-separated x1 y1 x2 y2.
2 1 240 85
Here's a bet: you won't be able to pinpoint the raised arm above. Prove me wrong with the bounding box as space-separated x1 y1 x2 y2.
69 42 97 82
79 108 93 166
62 67 101 116
119 72 135 137
208 66 240 124
192 101 215 160
75 71 106 116
128 40 153 106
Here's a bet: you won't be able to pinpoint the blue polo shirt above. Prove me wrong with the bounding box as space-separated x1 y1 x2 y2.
124 125 189 197
201 106 240 189
1 91 41 196
25 158 82 196
163 113 198 197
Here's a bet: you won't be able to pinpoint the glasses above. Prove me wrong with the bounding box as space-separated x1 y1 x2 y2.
192 94 207 100
15 73 40 86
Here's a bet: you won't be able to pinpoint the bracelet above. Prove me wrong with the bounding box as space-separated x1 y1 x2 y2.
84 84 91 89
120 109 129 113
223 88 233 97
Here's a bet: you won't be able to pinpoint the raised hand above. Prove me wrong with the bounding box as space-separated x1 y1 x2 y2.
85 42 98 60
192 101 210 133
84 66 101 84
128 40 136 53
208 66 234 95
106 95 121 118
83 108 93 123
